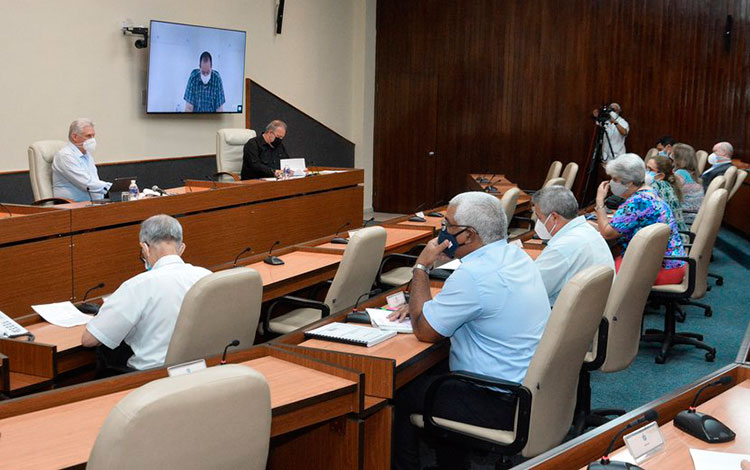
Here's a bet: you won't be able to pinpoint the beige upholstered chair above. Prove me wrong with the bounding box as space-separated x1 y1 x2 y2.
87 364 271 470
523 161 562 195
721 165 738 192
561 162 578 190
263 226 387 335
216 129 256 181
729 169 746 200
574 223 670 433
644 148 658 163
696 150 708 174
507 178 563 239
165 267 263 366
643 189 728 364
412 265 613 461
28 140 69 204
690 175 724 234
500 187 521 224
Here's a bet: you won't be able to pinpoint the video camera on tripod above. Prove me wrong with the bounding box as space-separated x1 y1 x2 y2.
594 104 616 124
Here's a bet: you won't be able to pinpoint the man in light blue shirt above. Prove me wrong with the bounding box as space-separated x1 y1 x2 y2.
391 191 550 470
532 186 615 305
52 118 111 201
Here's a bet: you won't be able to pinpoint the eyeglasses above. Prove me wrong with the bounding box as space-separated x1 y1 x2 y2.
441 219 474 233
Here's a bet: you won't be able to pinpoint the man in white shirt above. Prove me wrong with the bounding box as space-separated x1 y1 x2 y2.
592 103 630 162
532 186 615 305
82 214 211 370
52 118 111 202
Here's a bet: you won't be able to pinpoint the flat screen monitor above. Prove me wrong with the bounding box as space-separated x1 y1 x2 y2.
147 20 246 114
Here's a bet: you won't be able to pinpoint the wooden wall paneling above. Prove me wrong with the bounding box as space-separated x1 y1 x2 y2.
362 402 393 470
268 416 363 470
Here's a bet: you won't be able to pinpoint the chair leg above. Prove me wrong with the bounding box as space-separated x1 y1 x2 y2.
641 300 716 364
680 299 713 317
707 272 724 286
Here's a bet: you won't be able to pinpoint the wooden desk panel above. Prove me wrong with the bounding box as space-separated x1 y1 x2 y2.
245 251 343 302
314 226 432 252
26 324 86 353
0 206 69 245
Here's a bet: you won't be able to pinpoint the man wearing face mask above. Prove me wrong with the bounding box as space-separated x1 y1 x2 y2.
82 215 210 371
655 135 676 158
52 118 112 202
388 191 550 470
701 141 734 191
532 186 614 305
240 120 289 179
183 51 225 113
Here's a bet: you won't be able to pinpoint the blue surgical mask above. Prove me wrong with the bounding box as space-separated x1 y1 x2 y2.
437 227 467 258
658 150 668 157
645 171 655 186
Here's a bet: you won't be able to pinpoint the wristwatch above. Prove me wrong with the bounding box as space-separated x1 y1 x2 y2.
413 263 430 274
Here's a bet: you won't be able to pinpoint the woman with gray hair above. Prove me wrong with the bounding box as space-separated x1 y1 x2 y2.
593 153 686 285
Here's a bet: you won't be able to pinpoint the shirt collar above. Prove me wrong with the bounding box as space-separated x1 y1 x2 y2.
66 141 87 158
548 216 586 245
151 254 185 270
460 238 507 263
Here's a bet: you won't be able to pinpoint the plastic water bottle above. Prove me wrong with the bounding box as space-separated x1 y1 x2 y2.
128 180 139 200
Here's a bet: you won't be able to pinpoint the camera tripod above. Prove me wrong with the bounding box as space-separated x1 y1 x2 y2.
580 119 617 207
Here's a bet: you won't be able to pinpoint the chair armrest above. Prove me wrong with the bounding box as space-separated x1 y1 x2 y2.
678 230 696 243
263 295 331 335
32 197 73 206
583 318 609 371
422 371 532 455
651 256 697 299
376 253 418 286
212 171 240 181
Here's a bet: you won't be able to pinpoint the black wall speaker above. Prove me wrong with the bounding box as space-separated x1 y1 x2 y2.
276 0 285 35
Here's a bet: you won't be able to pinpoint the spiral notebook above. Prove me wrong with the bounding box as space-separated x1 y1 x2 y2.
304 322 397 347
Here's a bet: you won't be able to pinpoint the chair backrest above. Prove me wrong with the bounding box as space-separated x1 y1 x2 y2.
544 177 566 188
644 148 658 163
689 189 728 299
691 175 725 235
561 162 578 190
521 265 613 457
165 268 263 365
28 140 67 201
324 226 387 314
543 161 563 187
722 165 737 192
500 187 521 223
216 129 256 181
729 169 747 200
599 223 670 372
87 364 271 470
696 150 708 174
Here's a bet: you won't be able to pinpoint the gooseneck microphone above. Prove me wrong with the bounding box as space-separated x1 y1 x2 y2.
263 240 285 265
674 376 735 443
483 174 499 193
331 221 351 245
205 175 218 190
77 282 105 314
0 203 13 218
409 203 427 222
180 178 194 193
363 216 376 227
587 409 658 469
233 247 252 267
346 292 374 324
220 340 240 365
427 200 446 218
151 185 169 196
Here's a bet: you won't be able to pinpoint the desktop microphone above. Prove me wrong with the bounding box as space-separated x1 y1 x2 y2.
205 175 218 190
0 203 13 218
476 172 491 184
232 247 253 268
483 174 499 193
86 186 95 205
587 409 658 469
77 282 105 314
674 376 735 443
263 241 285 265
363 216 376 227
180 178 194 193
220 339 240 365
331 221 351 245
409 203 427 222
345 292 373 324
427 200 446 218
151 185 169 196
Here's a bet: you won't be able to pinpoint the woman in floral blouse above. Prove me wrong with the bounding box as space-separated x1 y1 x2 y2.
592 153 687 285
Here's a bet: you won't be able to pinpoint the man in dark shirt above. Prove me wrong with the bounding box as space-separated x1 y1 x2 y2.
241 120 289 179
702 141 734 191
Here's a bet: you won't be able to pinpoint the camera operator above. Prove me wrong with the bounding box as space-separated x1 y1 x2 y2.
592 102 629 162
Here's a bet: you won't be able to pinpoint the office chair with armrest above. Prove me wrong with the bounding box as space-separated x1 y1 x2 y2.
500 187 521 225
642 189 727 364
87 364 271 470
216 128 257 182
573 223 670 434
522 160 562 196
165 267 263 366
28 140 73 205
696 150 709 174
561 162 578 190
410 265 613 467
728 169 746 201
684 175 725 290
721 165 737 192
644 148 658 163
508 178 564 239
262 226 387 335
376 243 426 289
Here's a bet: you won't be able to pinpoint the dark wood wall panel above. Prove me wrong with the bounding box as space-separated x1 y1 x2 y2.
373 0 750 213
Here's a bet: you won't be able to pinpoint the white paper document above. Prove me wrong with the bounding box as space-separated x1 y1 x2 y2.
436 258 462 271
318 170 346 175
367 308 413 333
280 158 306 176
690 448 750 470
32 301 93 327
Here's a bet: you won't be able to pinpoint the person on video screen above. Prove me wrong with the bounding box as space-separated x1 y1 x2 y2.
183 51 225 112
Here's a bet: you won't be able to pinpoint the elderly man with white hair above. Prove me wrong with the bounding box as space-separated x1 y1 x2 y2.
593 153 686 286
52 118 112 201
82 215 211 370
701 141 734 191
532 186 614 305
389 191 550 470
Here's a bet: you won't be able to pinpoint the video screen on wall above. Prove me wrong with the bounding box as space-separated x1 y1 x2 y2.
146 20 246 114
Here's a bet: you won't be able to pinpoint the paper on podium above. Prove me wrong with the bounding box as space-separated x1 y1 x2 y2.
367 308 413 333
280 158 306 176
690 449 750 470
32 301 93 327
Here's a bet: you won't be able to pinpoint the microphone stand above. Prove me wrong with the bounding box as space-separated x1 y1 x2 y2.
263 241 285 265
331 221 351 245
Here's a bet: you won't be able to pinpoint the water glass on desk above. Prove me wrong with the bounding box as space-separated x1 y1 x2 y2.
121 192 131 202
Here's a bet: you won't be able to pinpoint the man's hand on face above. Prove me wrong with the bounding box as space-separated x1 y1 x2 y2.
416 237 452 267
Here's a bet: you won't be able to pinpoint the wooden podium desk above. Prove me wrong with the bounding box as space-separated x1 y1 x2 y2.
517 364 750 470
0 345 366 470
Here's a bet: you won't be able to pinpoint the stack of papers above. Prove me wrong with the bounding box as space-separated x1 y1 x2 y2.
690 449 750 470
32 302 93 327
367 308 413 333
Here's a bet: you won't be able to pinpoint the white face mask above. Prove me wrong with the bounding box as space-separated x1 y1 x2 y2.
200 73 210 85
707 153 720 165
534 214 556 241
644 171 654 186
82 137 97 154
610 180 629 197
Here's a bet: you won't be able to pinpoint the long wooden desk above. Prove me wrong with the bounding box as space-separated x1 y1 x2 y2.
467 173 533 213
0 345 369 470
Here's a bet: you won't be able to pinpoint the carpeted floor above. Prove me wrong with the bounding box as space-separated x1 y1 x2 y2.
417 227 750 469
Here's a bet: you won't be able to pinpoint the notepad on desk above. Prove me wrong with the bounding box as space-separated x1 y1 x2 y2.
367 308 413 333
304 322 397 347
